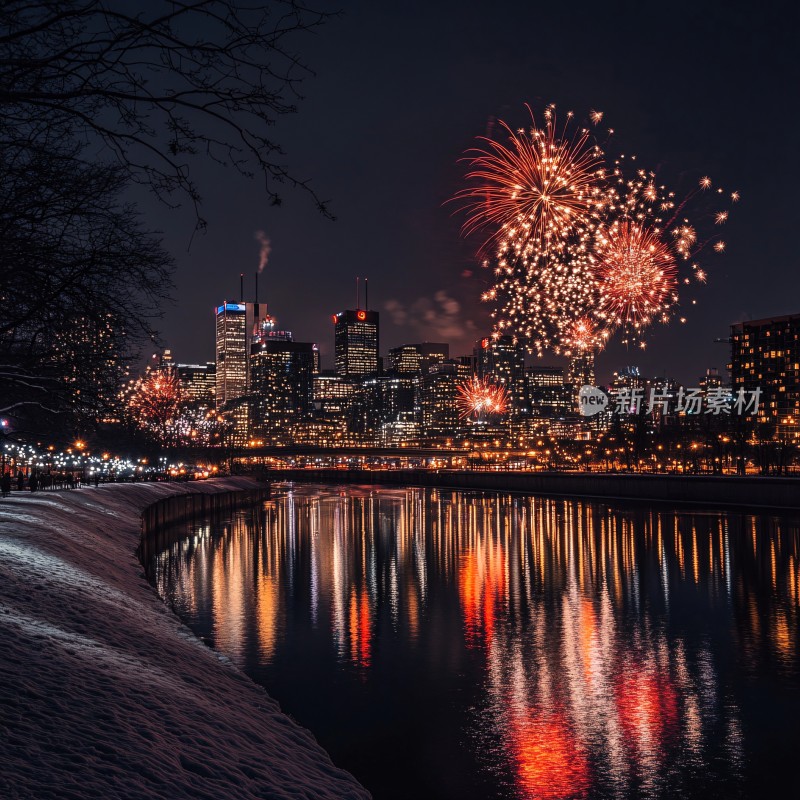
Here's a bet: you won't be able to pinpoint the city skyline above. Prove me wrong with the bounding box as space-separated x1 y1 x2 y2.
156 284 765 388
148 1 798 384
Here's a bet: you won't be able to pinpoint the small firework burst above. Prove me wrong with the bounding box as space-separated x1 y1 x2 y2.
126 368 182 432
456 376 510 419
562 316 610 356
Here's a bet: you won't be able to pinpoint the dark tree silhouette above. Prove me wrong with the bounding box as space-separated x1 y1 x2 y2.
0 139 172 428
0 0 334 224
0 1 331 437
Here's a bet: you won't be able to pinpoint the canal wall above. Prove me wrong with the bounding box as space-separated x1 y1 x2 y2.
0 478 370 800
138 484 270 567
272 468 800 510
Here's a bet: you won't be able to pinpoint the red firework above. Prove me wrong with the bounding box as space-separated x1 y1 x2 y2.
128 368 182 429
454 105 604 252
563 316 610 355
594 222 678 330
457 377 510 419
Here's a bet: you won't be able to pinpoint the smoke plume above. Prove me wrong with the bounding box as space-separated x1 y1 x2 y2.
255 230 271 273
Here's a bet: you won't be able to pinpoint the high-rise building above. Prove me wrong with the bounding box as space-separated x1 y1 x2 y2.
419 360 471 439
567 350 596 388
215 302 248 407
215 300 272 444
526 366 571 416
611 366 644 392
380 412 420 446
308 371 360 444
699 367 724 395
175 362 216 404
388 342 449 375
730 313 800 437
333 309 379 377
351 375 417 440
214 301 273 405
313 372 358 415
644 375 681 426
474 335 527 416
249 328 316 444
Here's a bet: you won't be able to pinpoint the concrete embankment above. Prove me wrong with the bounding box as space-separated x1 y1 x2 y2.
272 468 800 510
0 478 371 800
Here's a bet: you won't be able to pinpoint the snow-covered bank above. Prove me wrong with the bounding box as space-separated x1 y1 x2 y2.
0 479 371 800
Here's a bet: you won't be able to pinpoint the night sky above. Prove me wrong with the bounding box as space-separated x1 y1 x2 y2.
154 0 798 385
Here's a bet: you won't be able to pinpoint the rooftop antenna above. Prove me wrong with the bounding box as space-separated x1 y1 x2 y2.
356 276 360 310
240 273 244 303
365 277 369 310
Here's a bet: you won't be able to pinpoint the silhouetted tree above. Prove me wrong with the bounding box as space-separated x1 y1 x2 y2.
0 0 333 224
0 1 331 438
0 141 172 431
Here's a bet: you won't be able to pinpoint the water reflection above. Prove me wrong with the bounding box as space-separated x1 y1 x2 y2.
152 487 800 800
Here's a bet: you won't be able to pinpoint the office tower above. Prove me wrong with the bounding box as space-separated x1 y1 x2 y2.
457 354 478 372
214 301 273 405
567 350 596 388
351 375 417 440
418 360 471 439
730 313 800 437
249 328 316 444
175 362 216 404
333 309 379 377
380 412 420 446
215 302 248 407
215 300 272 445
643 375 681 426
526 366 571 416
699 367 724 395
611 366 644 392
474 335 527 416
388 342 449 375
159 349 174 368
303 371 360 445
313 372 358 415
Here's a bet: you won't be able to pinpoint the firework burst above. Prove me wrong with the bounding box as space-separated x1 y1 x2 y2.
594 221 678 332
457 376 510 419
456 105 738 353
455 104 605 253
563 316 610 355
126 368 182 439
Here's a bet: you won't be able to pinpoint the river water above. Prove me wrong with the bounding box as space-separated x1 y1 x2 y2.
150 484 800 799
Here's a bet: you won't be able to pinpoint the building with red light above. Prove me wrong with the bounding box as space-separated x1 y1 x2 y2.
333 309 379 377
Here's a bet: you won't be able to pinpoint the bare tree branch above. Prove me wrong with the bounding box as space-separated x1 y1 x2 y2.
0 0 336 224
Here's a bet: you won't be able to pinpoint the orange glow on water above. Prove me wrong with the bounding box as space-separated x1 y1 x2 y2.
154 488 800 799
509 707 590 800
458 539 507 646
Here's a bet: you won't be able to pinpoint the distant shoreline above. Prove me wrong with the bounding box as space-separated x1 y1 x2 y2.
270 468 800 511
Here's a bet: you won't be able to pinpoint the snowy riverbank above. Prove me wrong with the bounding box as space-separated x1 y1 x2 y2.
0 479 371 800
